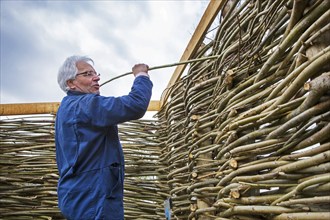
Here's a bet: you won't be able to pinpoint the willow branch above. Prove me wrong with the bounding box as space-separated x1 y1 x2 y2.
271 173 330 205
100 55 220 86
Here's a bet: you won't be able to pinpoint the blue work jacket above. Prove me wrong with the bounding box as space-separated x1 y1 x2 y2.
55 76 152 220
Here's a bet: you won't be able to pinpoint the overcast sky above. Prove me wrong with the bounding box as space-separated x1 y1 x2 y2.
0 0 209 109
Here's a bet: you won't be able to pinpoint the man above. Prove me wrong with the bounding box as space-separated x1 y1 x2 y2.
55 55 153 219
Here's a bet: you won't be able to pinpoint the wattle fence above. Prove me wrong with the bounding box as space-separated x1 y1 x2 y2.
0 117 164 219
156 0 330 219
1 0 330 219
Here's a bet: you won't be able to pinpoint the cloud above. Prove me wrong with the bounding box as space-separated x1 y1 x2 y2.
0 0 208 105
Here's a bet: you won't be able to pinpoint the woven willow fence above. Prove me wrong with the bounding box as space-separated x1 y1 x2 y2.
0 117 163 219
157 0 330 219
1 0 330 220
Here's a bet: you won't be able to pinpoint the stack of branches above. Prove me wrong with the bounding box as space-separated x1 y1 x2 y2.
157 0 330 219
0 116 164 219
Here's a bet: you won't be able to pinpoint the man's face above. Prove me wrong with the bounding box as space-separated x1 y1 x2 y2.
67 61 100 94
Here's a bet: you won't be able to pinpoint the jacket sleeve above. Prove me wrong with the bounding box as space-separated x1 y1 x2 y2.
76 76 153 127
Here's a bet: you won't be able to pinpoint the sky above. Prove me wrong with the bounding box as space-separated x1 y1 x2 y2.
0 0 210 111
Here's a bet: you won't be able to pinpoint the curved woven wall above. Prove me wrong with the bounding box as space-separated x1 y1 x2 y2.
157 0 330 219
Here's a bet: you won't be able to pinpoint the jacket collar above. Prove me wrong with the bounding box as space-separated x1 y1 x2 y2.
67 90 86 96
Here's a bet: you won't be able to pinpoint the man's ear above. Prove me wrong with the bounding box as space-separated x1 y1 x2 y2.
66 79 76 90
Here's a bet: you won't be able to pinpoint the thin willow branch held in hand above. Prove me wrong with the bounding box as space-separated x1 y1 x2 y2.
100 55 220 87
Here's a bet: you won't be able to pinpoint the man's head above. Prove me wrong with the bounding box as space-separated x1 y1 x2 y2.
58 55 100 94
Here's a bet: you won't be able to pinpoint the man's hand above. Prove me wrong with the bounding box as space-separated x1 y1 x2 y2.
132 63 149 78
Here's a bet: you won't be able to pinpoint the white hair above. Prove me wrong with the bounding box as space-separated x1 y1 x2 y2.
57 55 94 92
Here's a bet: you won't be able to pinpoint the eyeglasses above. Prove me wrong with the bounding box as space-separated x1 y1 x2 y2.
76 71 100 78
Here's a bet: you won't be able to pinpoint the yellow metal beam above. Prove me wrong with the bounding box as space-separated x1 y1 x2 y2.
0 101 160 116
147 100 161 111
0 102 60 116
160 0 224 108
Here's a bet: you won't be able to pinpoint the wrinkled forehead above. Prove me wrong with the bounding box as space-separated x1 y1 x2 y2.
76 60 94 70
